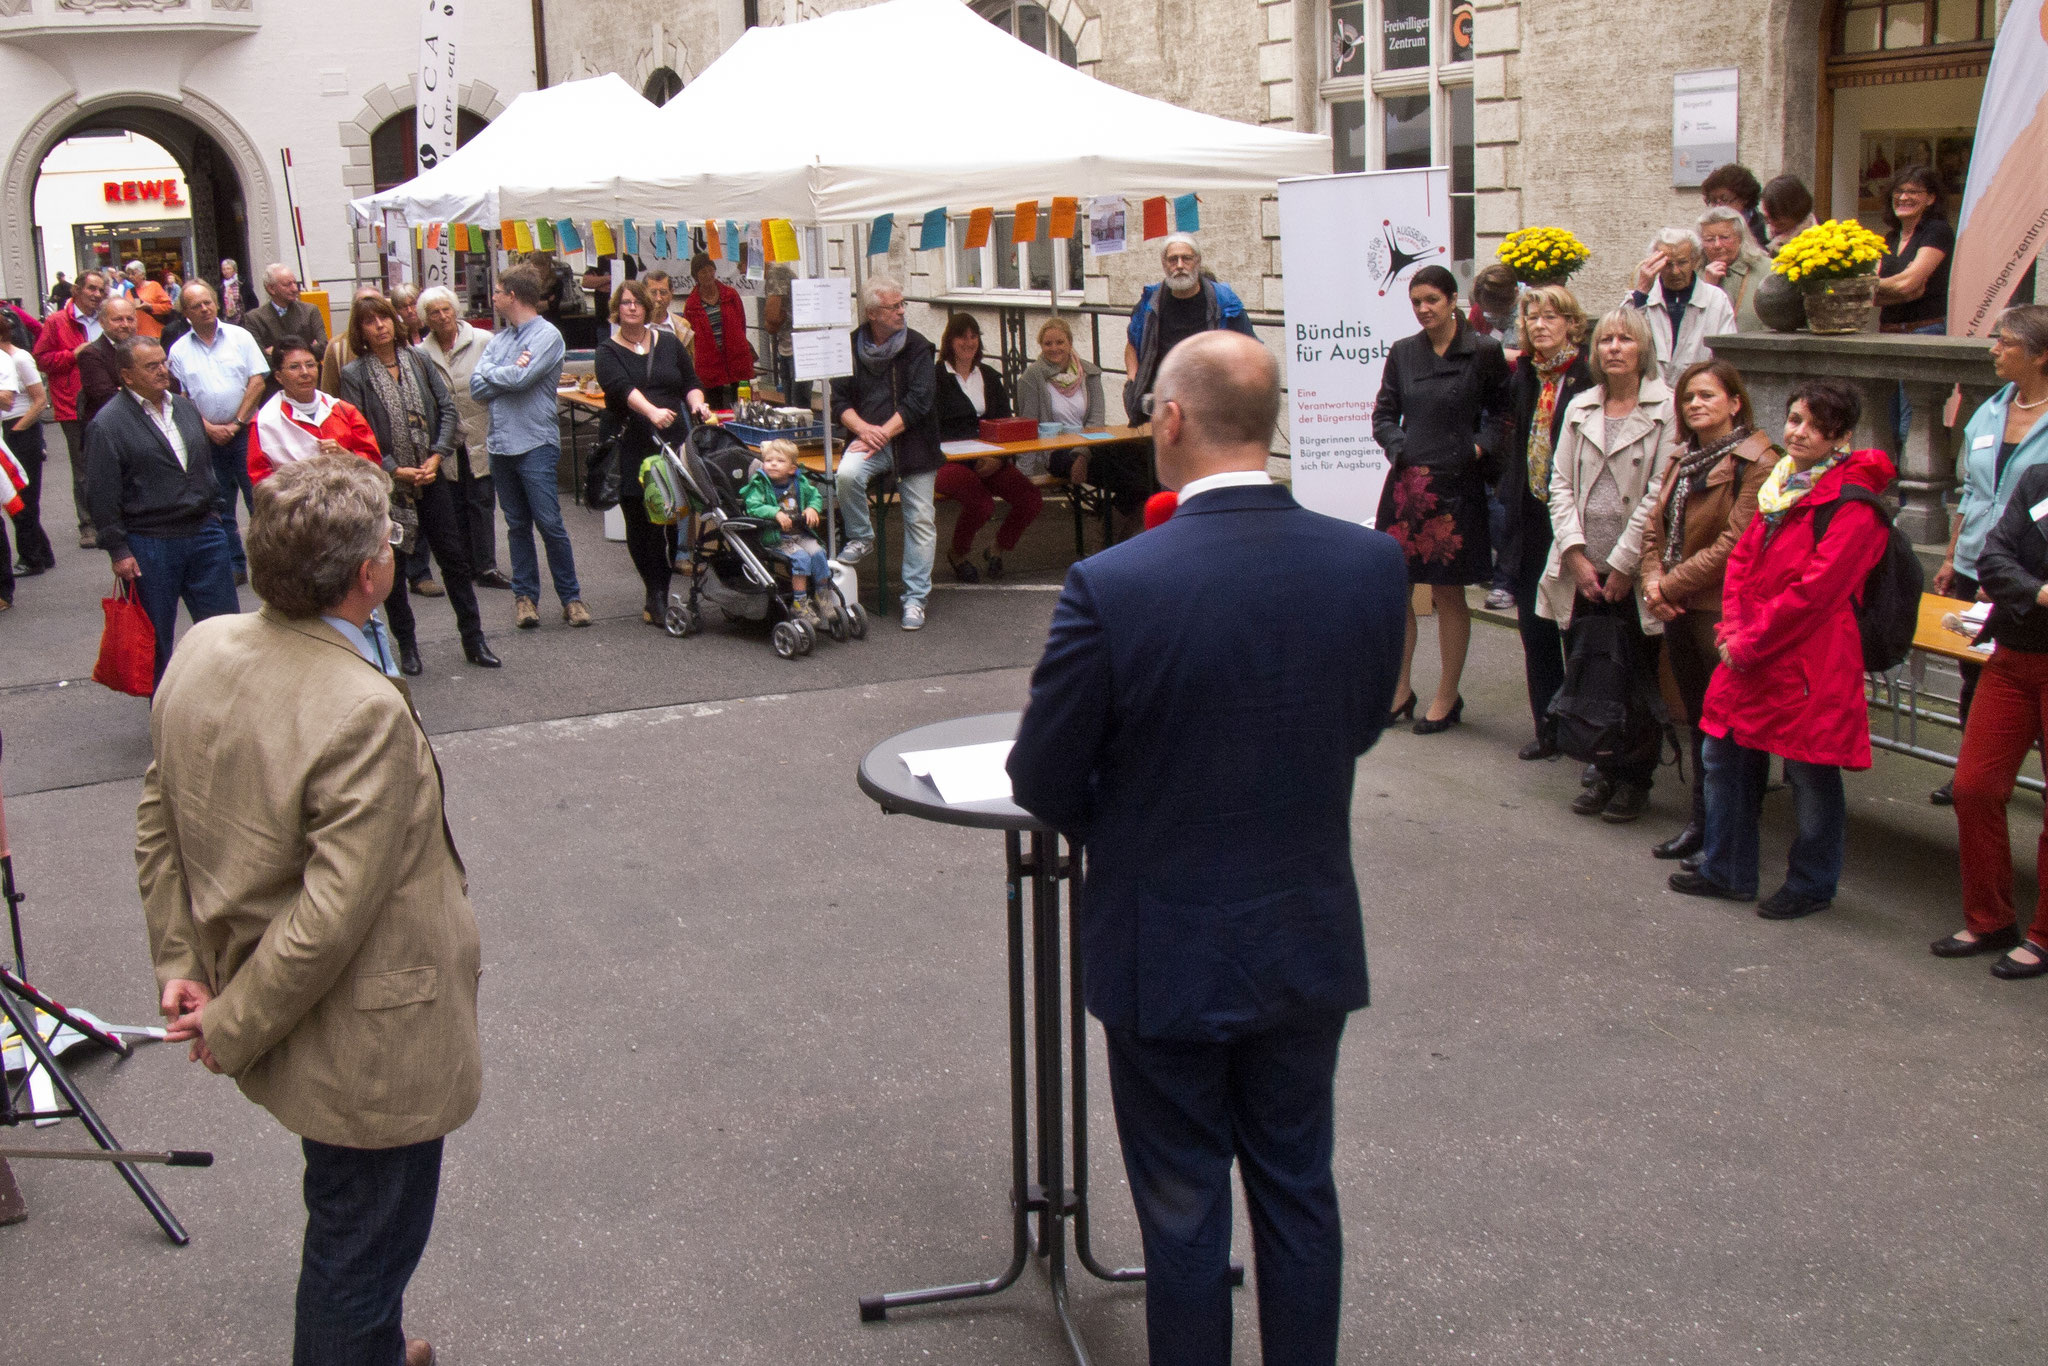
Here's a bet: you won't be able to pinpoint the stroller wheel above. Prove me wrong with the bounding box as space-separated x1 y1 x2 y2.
664 602 697 638
845 603 869 639
825 605 849 642
771 620 804 659
795 618 818 654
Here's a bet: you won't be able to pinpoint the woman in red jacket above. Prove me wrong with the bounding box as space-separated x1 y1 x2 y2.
681 252 756 407
247 341 382 482
1668 378 1895 919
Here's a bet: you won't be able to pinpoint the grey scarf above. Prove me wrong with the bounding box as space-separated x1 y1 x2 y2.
856 324 908 373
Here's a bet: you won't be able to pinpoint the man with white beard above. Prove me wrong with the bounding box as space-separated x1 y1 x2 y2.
1122 235 1257 425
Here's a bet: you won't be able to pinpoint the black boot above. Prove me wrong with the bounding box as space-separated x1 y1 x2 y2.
1651 821 1703 859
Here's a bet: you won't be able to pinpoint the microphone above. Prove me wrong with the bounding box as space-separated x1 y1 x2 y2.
1143 490 1178 530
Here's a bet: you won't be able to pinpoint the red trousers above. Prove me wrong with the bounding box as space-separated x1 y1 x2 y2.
934 460 1042 557
1953 646 2048 945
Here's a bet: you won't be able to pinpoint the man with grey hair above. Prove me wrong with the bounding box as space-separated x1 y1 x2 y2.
140 452 480 1366
1122 234 1256 425
1010 329 1406 1366
241 264 329 373
169 279 269 584
1625 226 1736 386
218 257 244 319
829 274 941 629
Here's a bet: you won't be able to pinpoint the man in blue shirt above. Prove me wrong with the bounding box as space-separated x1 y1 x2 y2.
1121 236 1256 425
469 262 585 630
168 281 268 584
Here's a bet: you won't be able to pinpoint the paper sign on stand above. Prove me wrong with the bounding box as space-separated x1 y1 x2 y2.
792 327 853 382
1278 167 1449 527
791 277 853 329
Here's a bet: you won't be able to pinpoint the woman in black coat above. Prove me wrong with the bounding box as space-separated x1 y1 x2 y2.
595 280 715 623
931 312 1040 581
1373 264 1513 734
1494 284 1596 759
336 293 498 672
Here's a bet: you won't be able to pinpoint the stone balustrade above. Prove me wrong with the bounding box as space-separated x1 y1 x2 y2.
1706 332 2000 547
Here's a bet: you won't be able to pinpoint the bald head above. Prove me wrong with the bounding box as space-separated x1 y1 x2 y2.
1151 332 1280 488
98 296 140 344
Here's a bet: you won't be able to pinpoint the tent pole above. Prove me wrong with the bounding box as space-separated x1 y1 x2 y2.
819 220 838 564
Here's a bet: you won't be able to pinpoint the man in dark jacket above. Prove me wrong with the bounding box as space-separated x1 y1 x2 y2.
75 297 139 429
829 275 940 630
1122 236 1257 425
86 336 240 682
1009 331 1407 1366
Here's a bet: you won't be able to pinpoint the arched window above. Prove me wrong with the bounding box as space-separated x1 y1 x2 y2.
643 67 685 107
973 0 1078 66
370 108 488 194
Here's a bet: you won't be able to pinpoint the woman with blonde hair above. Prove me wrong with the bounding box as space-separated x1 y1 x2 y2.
1535 306 1677 821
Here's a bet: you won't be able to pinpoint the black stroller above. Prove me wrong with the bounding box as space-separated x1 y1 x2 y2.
659 424 867 659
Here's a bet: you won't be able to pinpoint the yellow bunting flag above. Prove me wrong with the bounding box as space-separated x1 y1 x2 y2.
705 220 723 260
1048 196 1079 239
1012 202 1040 243
768 218 800 263
512 220 534 252
964 207 994 250
591 219 616 256
412 225 425 249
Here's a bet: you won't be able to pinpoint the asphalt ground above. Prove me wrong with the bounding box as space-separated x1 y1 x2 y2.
3 452 2044 1365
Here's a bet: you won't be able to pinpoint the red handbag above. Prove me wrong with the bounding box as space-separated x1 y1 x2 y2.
92 580 157 698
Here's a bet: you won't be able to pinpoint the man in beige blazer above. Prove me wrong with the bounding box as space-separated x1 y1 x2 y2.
138 453 480 1366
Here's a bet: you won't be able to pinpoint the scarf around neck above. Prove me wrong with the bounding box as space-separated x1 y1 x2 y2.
255 388 337 468
857 325 908 373
1526 345 1579 501
1662 425 1752 567
1756 450 1844 528
1047 355 1086 395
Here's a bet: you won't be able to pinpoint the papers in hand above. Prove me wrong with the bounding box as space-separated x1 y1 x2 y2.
901 741 1015 805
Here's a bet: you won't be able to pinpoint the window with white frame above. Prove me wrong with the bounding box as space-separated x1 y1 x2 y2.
973 0 1079 65
1324 0 1476 277
948 209 1086 300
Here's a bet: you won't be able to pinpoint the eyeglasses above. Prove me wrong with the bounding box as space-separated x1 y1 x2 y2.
387 522 405 547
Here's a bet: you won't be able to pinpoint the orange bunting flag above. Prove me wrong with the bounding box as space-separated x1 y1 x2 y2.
705 220 723 260
1048 196 1079 239
1141 196 1169 240
1012 202 1039 243
451 223 469 252
500 219 517 245
964 207 994 250
426 222 443 250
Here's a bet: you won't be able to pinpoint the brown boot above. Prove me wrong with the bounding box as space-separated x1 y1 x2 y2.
514 596 540 630
564 600 592 627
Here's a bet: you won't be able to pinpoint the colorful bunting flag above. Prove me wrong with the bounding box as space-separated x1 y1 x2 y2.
918 207 947 251
868 213 894 255
412 225 425 249
1173 193 1200 233
650 221 669 259
557 219 583 253
1048 196 1079 239
500 219 517 245
623 219 640 254
535 219 556 251
425 222 443 250
591 220 616 255
768 219 800 263
964 207 994 250
705 220 723 260
724 221 741 261
1012 202 1039 243
512 220 534 252
1141 196 1169 240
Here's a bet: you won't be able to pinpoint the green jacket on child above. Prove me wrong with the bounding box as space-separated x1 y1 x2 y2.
739 468 822 547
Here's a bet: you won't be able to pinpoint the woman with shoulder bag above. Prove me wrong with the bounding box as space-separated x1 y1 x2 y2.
337 293 500 672
1535 306 1678 823
596 280 715 625
1373 264 1514 734
1639 359 1777 861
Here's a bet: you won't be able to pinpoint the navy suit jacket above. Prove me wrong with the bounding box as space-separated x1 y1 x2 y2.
1008 483 1407 1043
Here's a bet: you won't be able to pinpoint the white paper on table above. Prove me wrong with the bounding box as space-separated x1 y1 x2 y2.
940 439 1005 455
792 327 853 381
1958 600 1992 624
791 277 853 328
901 741 1015 805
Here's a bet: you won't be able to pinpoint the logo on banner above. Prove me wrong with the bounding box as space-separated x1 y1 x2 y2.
1365 220 1441 295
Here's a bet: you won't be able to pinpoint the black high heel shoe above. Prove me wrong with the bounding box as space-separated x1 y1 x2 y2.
1413 696 1464 735
1387 692 1417 725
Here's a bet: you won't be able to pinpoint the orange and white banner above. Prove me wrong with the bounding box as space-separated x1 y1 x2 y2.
1948 0 2048 337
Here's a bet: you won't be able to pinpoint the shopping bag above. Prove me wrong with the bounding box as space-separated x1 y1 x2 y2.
92 580 157 697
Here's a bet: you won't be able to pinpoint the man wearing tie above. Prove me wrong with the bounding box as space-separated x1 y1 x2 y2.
1009 331 1407 1366
139 454 481 1366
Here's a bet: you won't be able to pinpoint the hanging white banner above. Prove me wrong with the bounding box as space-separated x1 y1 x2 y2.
1278 167 1450 527
416 0 462 290
1948 0 2048 337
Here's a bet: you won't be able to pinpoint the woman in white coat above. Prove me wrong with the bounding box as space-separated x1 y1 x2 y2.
1537 306 1679 822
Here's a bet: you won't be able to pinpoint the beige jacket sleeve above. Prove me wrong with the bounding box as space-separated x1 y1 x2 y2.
198 692 427 1078
136 756 204 988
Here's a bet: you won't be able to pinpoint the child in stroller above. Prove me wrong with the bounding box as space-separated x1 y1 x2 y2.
741 439 829 624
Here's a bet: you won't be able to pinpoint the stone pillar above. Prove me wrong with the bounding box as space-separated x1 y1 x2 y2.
1706 332 2000 546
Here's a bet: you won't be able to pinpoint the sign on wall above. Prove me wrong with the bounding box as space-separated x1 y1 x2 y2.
1278 167 1449 527
415 0 461 290
1673 68 1738 188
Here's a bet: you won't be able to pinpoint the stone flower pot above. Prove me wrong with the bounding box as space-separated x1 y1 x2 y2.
1754 272 1808 332
1802 274 1879 335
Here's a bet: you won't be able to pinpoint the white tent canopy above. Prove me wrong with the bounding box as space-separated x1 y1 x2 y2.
501 0 1332 226
348 74 658 228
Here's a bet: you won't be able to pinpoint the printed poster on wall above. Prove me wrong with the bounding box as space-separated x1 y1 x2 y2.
1277 167 1449 528
1672 68 1737 188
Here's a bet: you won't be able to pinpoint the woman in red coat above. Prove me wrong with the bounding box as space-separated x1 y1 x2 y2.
1668 378 1895 919
247 340 382 482
681 252 756 407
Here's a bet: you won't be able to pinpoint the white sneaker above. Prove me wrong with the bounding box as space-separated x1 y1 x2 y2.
837 538 872 565
901 601 926 630
1483 588 1516 611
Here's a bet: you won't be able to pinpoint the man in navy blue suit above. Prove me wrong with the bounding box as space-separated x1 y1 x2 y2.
1008 331 1407 1365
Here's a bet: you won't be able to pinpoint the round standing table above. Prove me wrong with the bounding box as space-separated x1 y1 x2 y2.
855 712 1148 1365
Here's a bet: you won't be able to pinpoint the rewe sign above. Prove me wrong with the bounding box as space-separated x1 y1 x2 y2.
102 179 186 208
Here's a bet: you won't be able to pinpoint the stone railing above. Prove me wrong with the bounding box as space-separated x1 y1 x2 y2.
1706 332 1999 547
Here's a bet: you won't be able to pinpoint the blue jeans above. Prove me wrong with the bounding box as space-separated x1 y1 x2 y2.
836 448 935 608
489 444 580 606
294 1136 443 1366
1700 733 1847 901
776 535 830 585
209 426 254 574
126 520 240 683
1487 489 1512 593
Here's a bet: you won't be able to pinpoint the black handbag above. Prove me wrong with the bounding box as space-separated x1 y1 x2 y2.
1547 610 1663 767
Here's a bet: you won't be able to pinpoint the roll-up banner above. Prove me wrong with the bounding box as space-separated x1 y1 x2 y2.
1278 167 1449 526
416 0 461 290
1948 0 2048 338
